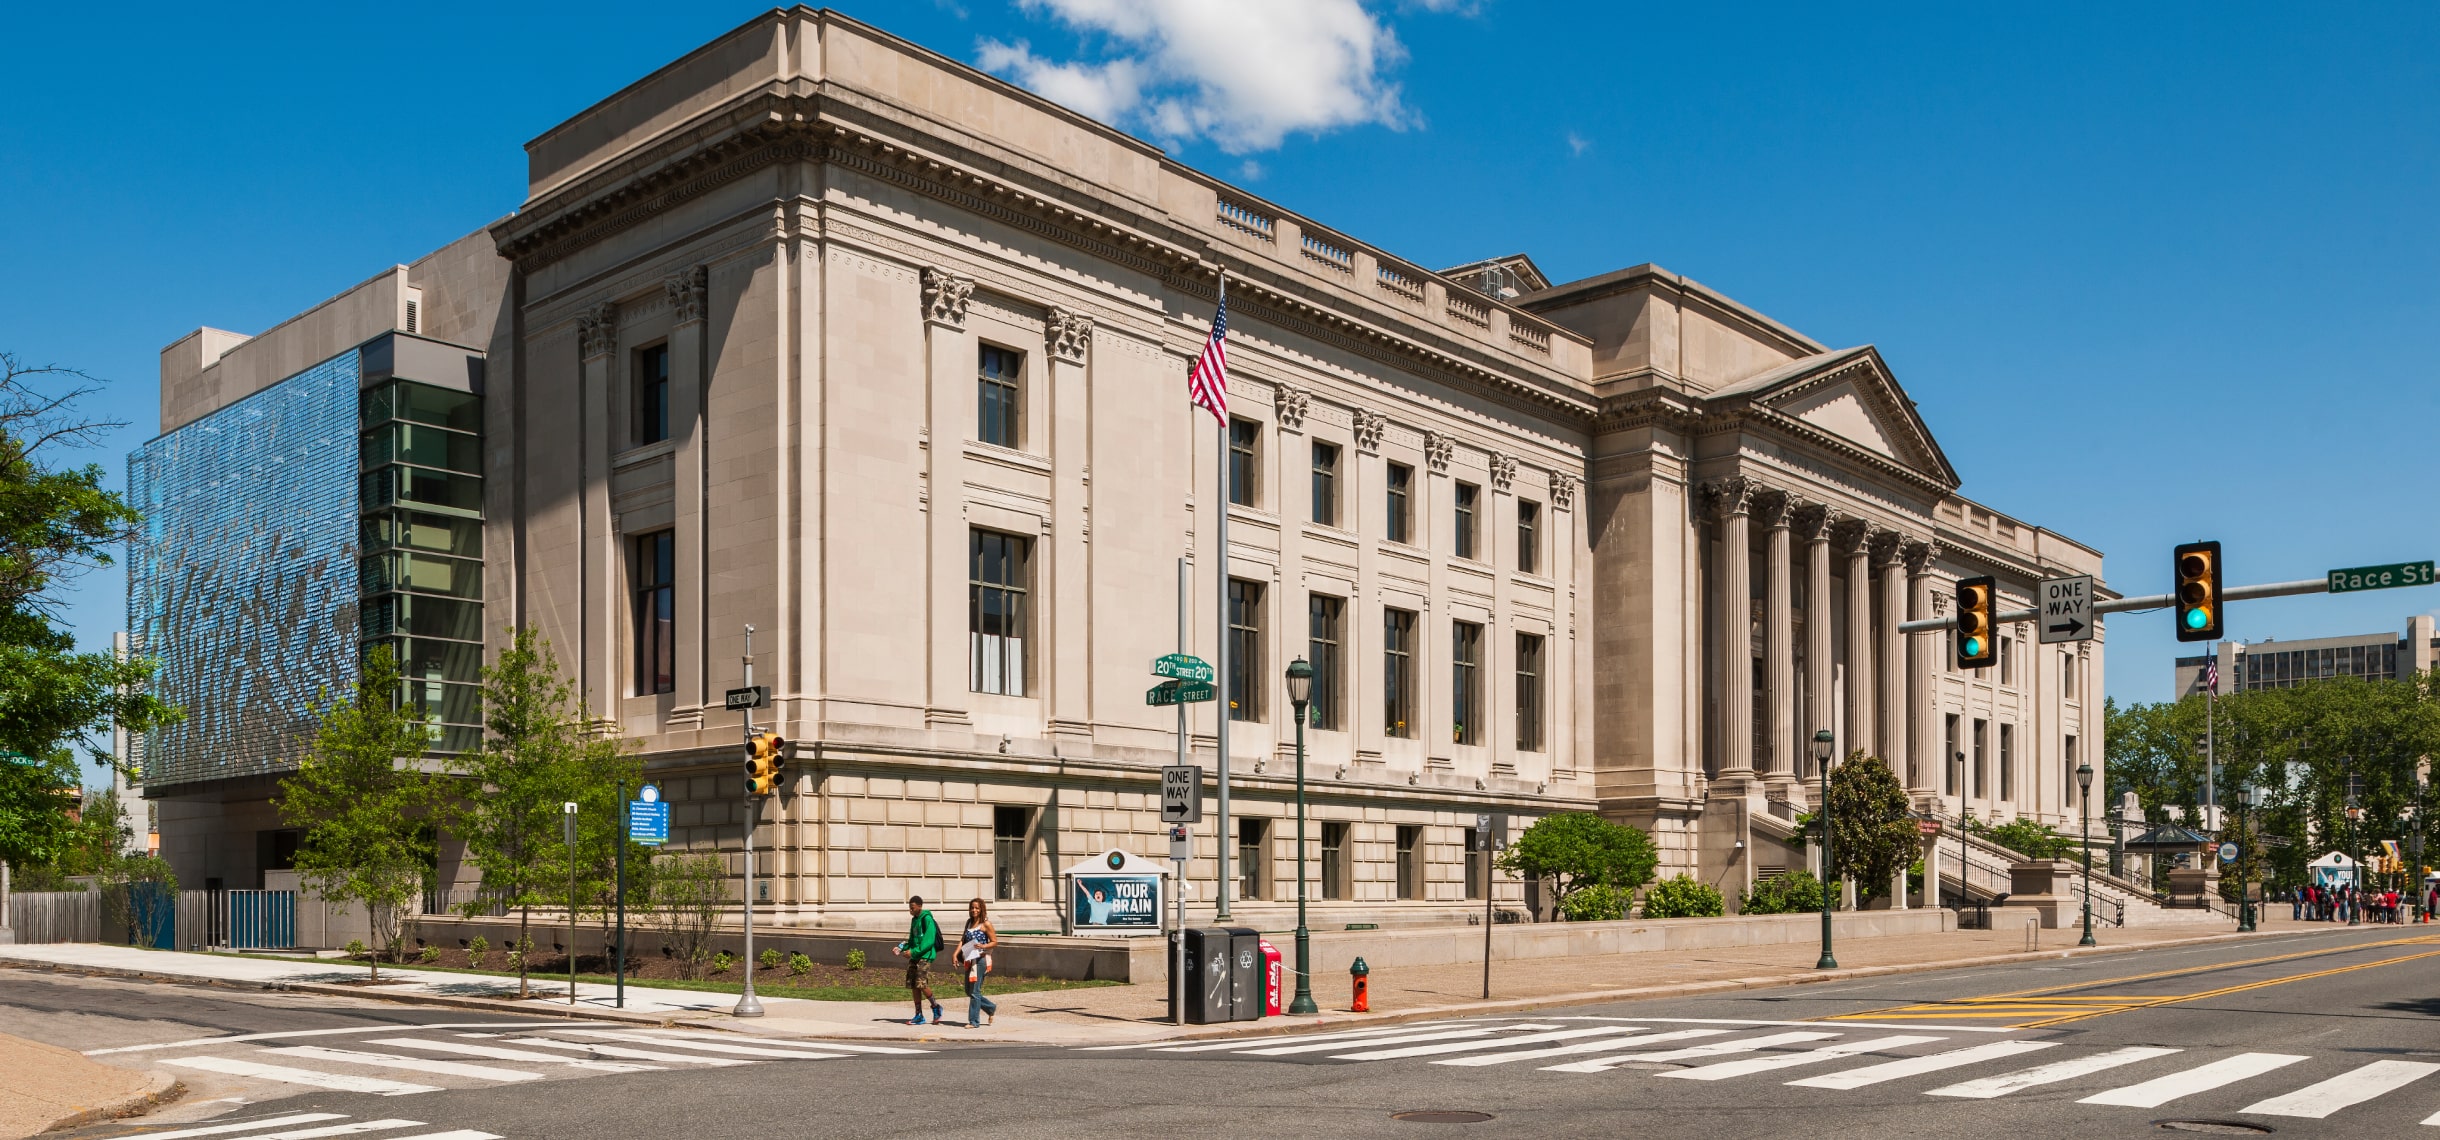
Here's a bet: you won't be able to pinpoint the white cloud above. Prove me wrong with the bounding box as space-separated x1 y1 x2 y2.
980 0 1434 153
1238 159 1266 181
1565 130 1590 157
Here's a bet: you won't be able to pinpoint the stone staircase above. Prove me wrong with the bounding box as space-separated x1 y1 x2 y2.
1935 826 2228 929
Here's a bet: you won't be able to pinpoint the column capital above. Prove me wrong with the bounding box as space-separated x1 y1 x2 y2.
1793 500 1838 543
1275 384 1312 431
921 266 974 328
1488 451 1518 491
1904 539 1943 576
1423 430 1456 473
1353 407 1387 452
664 266 708 327
1702 475 1755 520
1830 514 1872 554
1869 527 1907 566
1752 488 1796 530
577 302 619 361
1548 471 1578 510
1047 305 1095 362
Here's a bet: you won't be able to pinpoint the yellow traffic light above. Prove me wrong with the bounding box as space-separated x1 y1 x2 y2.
1954 575 1997 670
745 730 788 796
2174 540 2222 642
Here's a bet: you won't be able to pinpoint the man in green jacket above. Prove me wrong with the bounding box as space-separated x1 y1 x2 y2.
893 895 945 1025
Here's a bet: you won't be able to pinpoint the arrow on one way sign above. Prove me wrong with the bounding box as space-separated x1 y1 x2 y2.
2037 574 2096 644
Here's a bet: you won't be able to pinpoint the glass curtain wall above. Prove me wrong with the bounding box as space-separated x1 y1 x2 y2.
359 379 485 753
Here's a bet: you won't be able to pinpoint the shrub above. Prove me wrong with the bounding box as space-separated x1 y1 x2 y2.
1739 870 1826 916
418 946 441 965
505 941 525 974
845 948 867 971
1975 817 2073 861
760 947 783 971
1559 883 1627 922
1642 874 1725 919
344 938 368 960
647 853 728 980
467 936 489 968
712 950 735 973
1496 812 1661 917
787 952 813 977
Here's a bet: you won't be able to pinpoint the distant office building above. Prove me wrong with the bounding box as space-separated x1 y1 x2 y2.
2173 615 2438 698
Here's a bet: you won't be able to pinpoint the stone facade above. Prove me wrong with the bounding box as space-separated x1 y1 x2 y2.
140 7 2105 927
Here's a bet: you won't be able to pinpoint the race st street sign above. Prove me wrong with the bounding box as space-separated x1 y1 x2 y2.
2037 574 2095 644
2327 561 2436 594
1161 765 1203 823
1146 679 1217 706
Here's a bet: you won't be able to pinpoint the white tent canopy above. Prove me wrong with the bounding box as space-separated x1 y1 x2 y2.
2308 851 2357 886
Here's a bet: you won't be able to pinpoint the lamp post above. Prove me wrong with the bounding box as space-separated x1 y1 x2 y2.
2235 785 2257 933
2345 757 2363 927
1284 657 1318 1015
2077 759 2097 946
1953 750 1969 910
1814 729 1837 970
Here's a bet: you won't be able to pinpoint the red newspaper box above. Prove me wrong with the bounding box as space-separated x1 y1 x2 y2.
1258 937 1283 1016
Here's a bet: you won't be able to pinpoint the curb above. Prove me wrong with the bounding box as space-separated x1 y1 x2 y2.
35 1069 183 1135
0 959 689 1029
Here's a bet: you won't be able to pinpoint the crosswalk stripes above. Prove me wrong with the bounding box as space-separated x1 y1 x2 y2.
99 1113 497 1140
495 1037 757 1066
1433 1029 1728 1067
359 1038 656 1073
1238 1025 1559 1057
1333 1025 1642 1061
2242 1059 2440 1119
1657 1035 1946 1082
157 1057 442 1096
542 1030 852 1060
258 1047 549 1084
1786 1040 2057 1090
1542 1030 1840 1074
2077 1053 2309 1108
1925 1047 2181 1099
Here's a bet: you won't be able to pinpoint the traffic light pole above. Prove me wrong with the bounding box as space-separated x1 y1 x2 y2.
737 624 764 1019
1897 576 2335 635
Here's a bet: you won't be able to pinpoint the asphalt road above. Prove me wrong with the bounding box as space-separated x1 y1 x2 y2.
14 922 2437 1139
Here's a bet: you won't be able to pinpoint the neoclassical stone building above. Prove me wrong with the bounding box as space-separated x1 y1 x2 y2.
137 8 2101 925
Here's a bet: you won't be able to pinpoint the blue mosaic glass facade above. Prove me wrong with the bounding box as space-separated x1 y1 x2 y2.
129 351 361 789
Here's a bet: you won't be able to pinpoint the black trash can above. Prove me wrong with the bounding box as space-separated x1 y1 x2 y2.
1226 926 1265 1021
1179 927 1235 1024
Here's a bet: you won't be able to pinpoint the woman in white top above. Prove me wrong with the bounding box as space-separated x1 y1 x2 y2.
960 897 1000 1027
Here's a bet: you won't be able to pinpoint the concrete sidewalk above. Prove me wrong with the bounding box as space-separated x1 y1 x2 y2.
0 1032 176 1140
0 915 2371 1049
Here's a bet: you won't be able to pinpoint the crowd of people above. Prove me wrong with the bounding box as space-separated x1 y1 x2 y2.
2290 881 2438 924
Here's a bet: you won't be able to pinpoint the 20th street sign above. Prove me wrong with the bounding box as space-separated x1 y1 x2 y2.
2328 561 2436 594
1152 653 1214 684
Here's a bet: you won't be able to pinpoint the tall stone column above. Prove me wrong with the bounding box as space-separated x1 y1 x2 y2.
1757 491 1796 789
1707 477 1756 786
1905 540 1942 800
1834 518 1875 760
919 267 975 728
1044 306 1095 746
1874 530 1907 778
664 268 709 724
576 302 619 721
1798 503 1837 787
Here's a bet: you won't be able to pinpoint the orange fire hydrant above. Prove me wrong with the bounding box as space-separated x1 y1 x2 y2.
1350 956 1371 1013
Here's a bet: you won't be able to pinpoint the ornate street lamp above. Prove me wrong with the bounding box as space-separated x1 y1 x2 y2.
1815 729 1837 970
1284 657 1319 1015
1953 750 1970 910
2078 758 2097 946
2235 785 2257 932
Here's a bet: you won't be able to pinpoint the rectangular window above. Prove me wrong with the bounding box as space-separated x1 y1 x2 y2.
2000 636 2015 686
1945 714 1961 796
1972 718 1988 799
2063 736 2080 807
993 806 1031 901
1517 500 1541 574
1308 594 1345 731
1396 825 1423 900
969 529 1031 696
1311 441 1340 527
978 345 1022 449
2062 651 2077 700
1228 417 1260 507
631 531 674 695
1452 621 1483 746
635 344 670 445
1515 632 1545 752
1454 482 1480 560
1464 829 1486 900
1384 607 1417 737
1238 817 1267 901
1999 723 2015 802
1386 462 1413 544
1228 578 1264 722
1321 822 1350 900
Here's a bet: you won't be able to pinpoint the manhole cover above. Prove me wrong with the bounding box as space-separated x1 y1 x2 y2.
2156 1122 2272 1135
1392 1111 1494 1124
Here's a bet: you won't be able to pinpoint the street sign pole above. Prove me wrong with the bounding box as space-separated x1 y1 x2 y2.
736 625 763 1019
1175 557 1188 1025
563 801 579 1006
616 778 626 1009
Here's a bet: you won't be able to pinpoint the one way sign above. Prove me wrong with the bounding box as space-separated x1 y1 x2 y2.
2038 574 2095 644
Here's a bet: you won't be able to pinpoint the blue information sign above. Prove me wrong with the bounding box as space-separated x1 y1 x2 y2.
628 784 670 846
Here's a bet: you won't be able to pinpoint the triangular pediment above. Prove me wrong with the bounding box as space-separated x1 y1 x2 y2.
1708 346 1958 488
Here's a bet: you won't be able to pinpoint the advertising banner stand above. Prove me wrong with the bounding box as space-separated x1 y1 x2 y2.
1061 849 1171 937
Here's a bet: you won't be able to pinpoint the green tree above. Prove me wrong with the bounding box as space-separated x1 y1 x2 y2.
0 354 178 871
277 646 437 979
646 852 729 979
443 628 636 997
1641 874 1724 918
1496 811 1659 914
1827 752 1918 901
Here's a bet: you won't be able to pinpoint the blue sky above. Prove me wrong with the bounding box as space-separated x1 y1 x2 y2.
3 1 2435 787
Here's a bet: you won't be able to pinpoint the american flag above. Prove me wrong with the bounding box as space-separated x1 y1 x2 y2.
2202 657 2219 694
1187 292 1229 424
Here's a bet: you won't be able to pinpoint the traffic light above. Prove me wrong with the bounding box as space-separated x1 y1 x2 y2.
1954 575 1997 670
2174 540 2223 642
745 730 788 796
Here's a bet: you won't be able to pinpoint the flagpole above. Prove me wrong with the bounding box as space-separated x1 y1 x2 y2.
1213 270 1232 923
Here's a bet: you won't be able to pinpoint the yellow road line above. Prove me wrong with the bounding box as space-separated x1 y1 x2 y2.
2016 948 2440 1028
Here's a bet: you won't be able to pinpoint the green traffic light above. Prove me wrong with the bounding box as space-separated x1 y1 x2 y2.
2185 608 2210 630
1963 636 1985 658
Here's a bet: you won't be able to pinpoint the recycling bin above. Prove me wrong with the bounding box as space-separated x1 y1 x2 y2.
1227 926 1266 1021
1179 927 1236 1024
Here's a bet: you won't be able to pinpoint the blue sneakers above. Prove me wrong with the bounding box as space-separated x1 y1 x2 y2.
911 1014 927 1025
